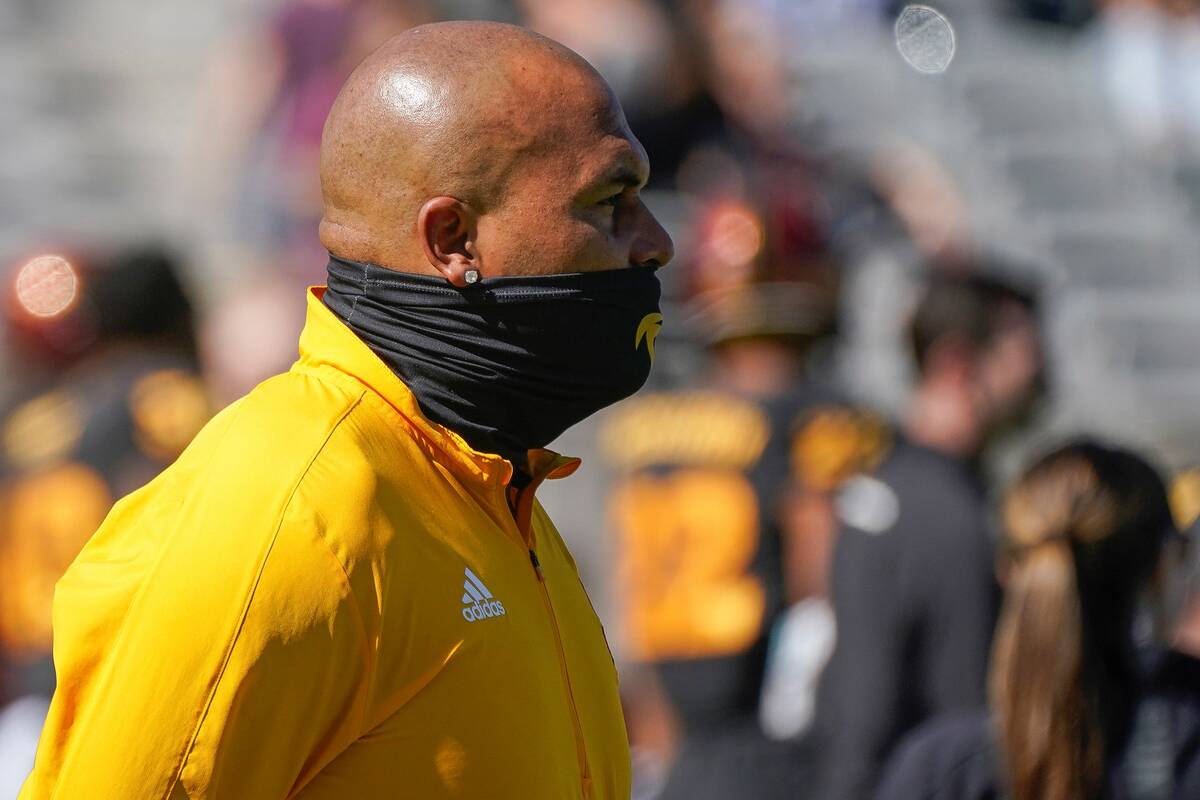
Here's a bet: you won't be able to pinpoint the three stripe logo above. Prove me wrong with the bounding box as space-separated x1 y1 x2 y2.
461 567 507 622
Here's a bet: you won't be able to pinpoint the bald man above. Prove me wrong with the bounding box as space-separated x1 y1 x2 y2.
22 22 672 800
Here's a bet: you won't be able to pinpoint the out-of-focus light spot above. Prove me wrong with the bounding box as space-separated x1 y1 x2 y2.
708 204 764 269
3 391 84 470
129 370 212 461
1171 468 1200 532
895 5 955 75
14 254 79 318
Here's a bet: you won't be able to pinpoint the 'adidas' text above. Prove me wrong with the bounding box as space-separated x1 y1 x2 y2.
461 566 507 623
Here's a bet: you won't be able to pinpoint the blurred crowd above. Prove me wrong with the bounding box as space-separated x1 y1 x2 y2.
4 0 1200 798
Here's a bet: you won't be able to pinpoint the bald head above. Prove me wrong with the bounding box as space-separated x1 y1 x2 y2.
318 21 672 283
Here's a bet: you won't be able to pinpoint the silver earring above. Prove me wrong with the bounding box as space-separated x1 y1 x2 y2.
464 269 480 285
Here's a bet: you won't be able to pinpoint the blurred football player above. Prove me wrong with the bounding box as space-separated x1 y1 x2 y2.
602 190 870 800
0 245 209 796
814 267 1044 800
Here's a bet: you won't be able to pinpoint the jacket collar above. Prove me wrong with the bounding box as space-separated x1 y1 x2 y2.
295 286 580 489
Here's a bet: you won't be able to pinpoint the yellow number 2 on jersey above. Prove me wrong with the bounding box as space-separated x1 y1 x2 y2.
613 469 765 661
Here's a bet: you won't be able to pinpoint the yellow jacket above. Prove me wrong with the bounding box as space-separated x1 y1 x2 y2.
22 287 629 799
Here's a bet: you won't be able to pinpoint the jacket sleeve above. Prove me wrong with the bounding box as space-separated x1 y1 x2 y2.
21 492 372 800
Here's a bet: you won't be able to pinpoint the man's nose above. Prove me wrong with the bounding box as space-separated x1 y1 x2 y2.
630 200 674 268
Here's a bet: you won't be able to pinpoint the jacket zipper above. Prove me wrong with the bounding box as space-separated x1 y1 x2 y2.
527 546 593 799
503 475 594 800
494 472 592 796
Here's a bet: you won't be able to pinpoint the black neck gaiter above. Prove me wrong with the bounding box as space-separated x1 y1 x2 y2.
323 255 662 472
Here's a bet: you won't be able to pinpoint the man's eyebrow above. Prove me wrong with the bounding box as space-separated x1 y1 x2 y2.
586 160 648 192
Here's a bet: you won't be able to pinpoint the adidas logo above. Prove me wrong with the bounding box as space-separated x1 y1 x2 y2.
461 567 506 622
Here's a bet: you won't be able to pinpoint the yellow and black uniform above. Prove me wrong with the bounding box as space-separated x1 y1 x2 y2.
22 287 629 799
0 356 210 697
605 390 786 716
1 246 209 702
602 386 838 798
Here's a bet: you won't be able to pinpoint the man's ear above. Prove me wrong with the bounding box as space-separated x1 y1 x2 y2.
418 196 480 287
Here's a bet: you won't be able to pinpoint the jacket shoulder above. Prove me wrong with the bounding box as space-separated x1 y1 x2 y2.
97 369 372 564
202 369 367 478
259 368 443 565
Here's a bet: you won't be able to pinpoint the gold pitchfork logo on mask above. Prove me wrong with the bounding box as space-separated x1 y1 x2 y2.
635 313 664 365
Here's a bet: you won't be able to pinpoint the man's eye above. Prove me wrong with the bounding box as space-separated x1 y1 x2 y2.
597 193 623 209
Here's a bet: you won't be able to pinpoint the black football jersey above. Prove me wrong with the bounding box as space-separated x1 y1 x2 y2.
814 435 999 800
602 384 840 730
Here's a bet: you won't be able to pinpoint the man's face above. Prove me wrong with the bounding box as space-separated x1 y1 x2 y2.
975 304 1044 433
473 81 674 277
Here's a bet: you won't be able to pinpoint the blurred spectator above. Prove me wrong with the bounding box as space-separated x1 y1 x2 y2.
600 184 848 799
814 268 1045 800
777 0 894 33
0 245 211 791
1097 0 1200 152
877 440 1199 800
190 0 434 284
1122 469 1200 800
697 1 794 151
523 0 879 197
198 273 307 405
520 0 729 189
866 141 971 266
1007 0 1098 27
518 0 675 120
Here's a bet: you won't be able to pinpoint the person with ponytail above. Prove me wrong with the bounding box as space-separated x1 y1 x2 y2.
876 440 1198 800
